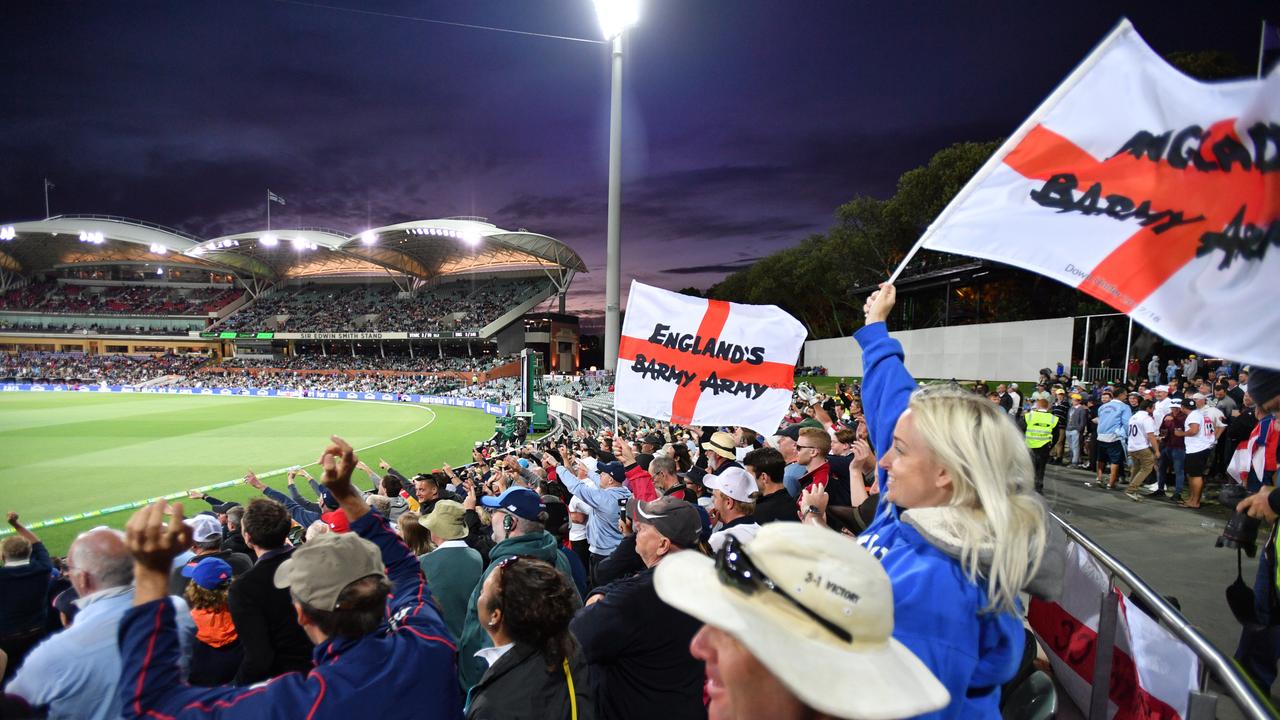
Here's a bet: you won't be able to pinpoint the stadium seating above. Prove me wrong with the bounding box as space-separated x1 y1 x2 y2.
218 278 547 332
0 282 242 316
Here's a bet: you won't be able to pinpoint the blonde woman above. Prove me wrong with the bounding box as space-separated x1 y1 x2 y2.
805 283 1062 719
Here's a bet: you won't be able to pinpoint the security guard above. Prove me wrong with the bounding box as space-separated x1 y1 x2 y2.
1024 390 1060 494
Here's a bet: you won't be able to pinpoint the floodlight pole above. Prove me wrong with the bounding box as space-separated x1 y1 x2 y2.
603 32 624 371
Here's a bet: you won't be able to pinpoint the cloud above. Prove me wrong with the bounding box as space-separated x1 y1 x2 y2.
660 257 762 275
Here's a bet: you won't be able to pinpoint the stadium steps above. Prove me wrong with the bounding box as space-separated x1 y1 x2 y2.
476 283 557 339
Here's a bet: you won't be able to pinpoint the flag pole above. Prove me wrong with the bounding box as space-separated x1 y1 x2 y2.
43 178 52 219
885 18 1135 285
1259 19 1268 79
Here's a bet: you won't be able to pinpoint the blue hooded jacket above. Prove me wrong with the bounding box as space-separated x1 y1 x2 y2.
117 510 463 719
853 321 1024 719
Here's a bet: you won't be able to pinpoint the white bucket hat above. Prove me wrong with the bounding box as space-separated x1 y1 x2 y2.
654 523 949 720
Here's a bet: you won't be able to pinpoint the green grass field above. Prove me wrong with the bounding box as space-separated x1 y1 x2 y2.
0 393 496 555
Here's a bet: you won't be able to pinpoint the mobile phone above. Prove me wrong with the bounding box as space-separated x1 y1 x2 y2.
617 497 629 512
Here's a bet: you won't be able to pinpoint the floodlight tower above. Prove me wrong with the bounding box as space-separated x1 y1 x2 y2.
592 0 640 371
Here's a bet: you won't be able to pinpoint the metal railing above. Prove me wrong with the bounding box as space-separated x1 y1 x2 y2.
1051 512 1274 719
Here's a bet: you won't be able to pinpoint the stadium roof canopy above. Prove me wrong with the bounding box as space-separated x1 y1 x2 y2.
0 215 220 276
0 215 586 284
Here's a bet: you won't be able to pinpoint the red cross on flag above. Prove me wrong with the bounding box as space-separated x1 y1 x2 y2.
914 19 1279 368
615 281 806 434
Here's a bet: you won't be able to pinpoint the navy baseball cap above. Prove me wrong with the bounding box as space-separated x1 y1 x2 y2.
480 487 545 521
181 556 234 590
597 461 627 484
317 486 339 510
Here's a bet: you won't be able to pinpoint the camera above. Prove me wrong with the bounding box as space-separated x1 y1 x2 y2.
1216 483 1261 558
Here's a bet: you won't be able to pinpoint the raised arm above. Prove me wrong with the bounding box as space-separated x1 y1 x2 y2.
852 283 916 491
5 511 40 546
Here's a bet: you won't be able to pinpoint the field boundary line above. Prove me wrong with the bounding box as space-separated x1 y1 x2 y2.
0 399 441 536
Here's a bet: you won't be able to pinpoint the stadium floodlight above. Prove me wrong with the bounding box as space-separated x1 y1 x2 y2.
149 243 168 255
593 0 641 369
156 267 165 275
591 0 641 40
291 236 309 249
360 230 377 245
260 233 279 247
461 229 482 246
0 225 15 241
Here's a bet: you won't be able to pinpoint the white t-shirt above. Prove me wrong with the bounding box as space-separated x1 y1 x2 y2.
568 494 591 542
1153 398 1174 429
1203 406 1226 432
1127 411 1157 451
1184 409 1216 453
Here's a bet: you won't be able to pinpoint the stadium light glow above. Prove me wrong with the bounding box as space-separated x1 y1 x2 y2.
592 0 641 40
0 225 15 241
79 230 105 244
260 233 279 247
156 267 165 275
149 243 168 255
360 230 377 245
461 229 482 246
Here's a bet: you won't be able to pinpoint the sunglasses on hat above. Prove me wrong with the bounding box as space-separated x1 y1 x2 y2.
715 534 852 643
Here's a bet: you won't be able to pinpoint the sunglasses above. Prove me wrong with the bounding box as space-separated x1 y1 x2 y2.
715 534 851 643
795 445 822 451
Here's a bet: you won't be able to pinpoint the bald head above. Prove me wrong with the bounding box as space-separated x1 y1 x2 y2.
68 527 133 596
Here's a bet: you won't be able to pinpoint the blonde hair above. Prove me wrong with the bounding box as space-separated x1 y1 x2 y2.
907 384 1048 614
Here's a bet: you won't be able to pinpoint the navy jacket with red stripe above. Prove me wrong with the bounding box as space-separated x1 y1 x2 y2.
117 510 463 719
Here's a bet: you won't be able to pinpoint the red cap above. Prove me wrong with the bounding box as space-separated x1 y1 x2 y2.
322 509 350 533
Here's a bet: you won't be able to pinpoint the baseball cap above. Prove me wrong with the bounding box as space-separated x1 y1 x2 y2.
643 432 664 446
654 523 949 719
626 496 701 548
321 508 350 533
678 466 708 486
210 500 241 515
317 487 340 510
274 531 385 611
702 431 738 460
185 514 223 544
480 486 545 521
182 556 234 590
1155 385 1169 392
596 461 628 485
1190 392 1207 400
1030 390 1052 403
773 425 801 441
704 466 758 503
419 499 468 540
798 418 825 430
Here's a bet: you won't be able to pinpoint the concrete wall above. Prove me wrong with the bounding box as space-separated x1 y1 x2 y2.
803 317 1074 382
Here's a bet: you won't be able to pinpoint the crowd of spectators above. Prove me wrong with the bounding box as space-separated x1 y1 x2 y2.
0 282 241 317
0 319 199 336
0 282 1106 719
5 279 1276 718
218 278 547 333
218 353 516 374
0 352 211 384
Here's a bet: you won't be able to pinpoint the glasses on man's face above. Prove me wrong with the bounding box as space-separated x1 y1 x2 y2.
795 445 820 451
715 534 852 643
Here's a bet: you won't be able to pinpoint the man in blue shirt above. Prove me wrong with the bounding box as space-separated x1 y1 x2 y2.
5 526 194 720
547 452 632 585
1091 388 1132 490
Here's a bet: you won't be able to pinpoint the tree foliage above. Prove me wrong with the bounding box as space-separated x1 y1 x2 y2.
707 140 1000 337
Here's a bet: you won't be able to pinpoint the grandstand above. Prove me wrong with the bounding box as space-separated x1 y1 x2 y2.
0 214 587 375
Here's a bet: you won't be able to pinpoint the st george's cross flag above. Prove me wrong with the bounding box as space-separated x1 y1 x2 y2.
1029 542 1199 719
615 281 806 434
915 19 1279 368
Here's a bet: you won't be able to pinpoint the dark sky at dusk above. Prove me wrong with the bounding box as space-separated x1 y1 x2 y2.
0 1 1270 327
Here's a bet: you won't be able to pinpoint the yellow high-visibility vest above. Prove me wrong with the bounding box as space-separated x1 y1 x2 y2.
1025 410 1058 449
